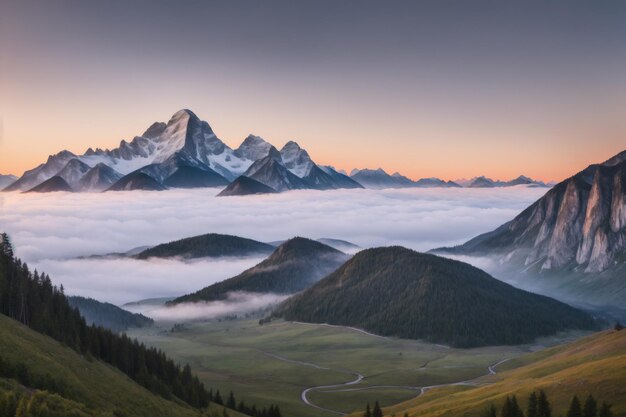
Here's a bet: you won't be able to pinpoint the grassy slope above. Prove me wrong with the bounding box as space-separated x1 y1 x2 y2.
0 314 248 417
374 329 626 417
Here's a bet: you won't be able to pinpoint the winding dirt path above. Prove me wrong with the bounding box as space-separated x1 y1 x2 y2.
262 350 511 416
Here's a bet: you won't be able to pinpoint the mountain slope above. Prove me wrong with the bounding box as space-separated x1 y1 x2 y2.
218 176 278 196
319 166 363 189
377 328 626 417
137 152 229 188
77 162 123 191
0 174 17 189
67 296 153 332
3 150 77 191
25 176 73 193
0 314 208 417
240 147 308 192
434 150 626 308
274 247 596 347
107 172 167 191
171 237 349 303
135 233 275 260
350 168 412 189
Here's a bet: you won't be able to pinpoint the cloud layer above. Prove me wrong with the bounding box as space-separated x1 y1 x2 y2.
125 292 289 322
0 187 546 304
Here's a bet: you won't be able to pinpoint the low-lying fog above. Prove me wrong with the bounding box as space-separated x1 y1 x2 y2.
0 186 546 310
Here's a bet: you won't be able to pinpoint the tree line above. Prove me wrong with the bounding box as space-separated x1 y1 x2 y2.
363 390 615 417
0 233 281 417
481 390 614 417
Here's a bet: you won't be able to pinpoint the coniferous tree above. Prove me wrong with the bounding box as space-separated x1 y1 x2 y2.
482 404 497 417
501 396 513 417
567 396 582 417
364 403 372 417
226 391 236 409
511 395 524 417
583 395 597 417
1 233 13 258
528 392 538 417
598 403 613 417
373 401 383 417
214 390 223 405
537 390 551 417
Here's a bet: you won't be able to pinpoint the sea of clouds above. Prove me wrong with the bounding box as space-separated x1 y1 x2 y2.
0 186 546 311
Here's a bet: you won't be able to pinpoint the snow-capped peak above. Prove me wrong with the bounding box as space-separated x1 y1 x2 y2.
280 141 315 178
234 134 273 161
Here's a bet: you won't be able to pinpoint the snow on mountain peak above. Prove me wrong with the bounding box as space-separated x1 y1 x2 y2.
234 135 273 161
280 141 314 177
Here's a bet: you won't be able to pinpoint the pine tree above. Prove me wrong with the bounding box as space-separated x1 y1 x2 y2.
567 396 582 417
511 395 524 417
373 401 383 417
226 391 236 409
214 390 223 405
482 404 497 417
0 233 13 258
501 396 513 417
537 390 551 417
528 392 538 417
364 403 372 417
598 403 613 417
583 395 597 417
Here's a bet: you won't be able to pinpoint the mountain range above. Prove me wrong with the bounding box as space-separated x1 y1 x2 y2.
434 150 626 309
2 109 548 195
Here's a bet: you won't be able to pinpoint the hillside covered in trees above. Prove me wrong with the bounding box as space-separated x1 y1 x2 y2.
171 237 349 304
68 296 154 332
0 233 281 417
135 233 275 260
274 247 597 347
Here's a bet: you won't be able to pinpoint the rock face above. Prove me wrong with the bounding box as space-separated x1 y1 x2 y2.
439 151 626 275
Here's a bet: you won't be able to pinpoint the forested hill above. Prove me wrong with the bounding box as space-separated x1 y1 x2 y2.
67 296 154 332
135 233 275 260
171 237 349 304
0 233 281 417
273 247 597 348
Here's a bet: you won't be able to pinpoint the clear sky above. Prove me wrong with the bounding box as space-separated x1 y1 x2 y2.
1 0 625 181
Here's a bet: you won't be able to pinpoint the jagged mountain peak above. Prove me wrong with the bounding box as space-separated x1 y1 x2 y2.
280 141 314 177
142 121 167 139
234 134 273 161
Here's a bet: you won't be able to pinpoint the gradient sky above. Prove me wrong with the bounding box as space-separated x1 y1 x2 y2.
1 0 625 181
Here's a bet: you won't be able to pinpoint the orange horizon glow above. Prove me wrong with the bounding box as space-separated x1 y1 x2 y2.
1 106 624 183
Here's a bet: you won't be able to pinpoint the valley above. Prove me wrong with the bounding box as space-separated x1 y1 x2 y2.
127 318 587 417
